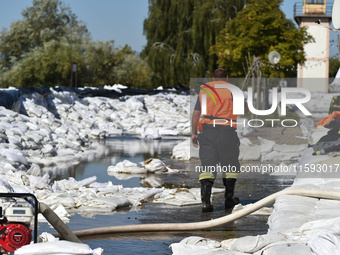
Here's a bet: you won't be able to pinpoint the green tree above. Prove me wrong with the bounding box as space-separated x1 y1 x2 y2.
0 0 89 68
210 0 313 78
83 41 153 87
82 40 120 86
0 0 153 88
0 0 89 87
114 54 153 88
142 0 245 87
1 39 83 87
329 58 340 78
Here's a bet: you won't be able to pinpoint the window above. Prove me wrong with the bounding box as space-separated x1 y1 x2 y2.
306 0 324 4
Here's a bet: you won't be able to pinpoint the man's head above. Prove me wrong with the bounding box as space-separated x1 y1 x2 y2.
213 68 227 79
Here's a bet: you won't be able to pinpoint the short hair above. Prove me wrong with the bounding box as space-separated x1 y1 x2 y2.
213 68 227 78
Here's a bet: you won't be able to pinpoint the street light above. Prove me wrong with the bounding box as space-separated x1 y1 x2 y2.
70 63 78 88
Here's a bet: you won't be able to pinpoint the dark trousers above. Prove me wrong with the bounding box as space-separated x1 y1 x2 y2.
198 124 240 181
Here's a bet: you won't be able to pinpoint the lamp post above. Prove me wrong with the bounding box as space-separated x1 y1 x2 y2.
70 63 78 88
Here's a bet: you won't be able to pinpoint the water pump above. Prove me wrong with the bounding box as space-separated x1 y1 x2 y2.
0 194 38 254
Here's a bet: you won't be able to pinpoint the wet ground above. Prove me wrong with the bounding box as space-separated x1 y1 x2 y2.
37 136 295 255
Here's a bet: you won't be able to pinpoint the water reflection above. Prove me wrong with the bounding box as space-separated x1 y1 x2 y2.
63 136 186 187
104 135 183 159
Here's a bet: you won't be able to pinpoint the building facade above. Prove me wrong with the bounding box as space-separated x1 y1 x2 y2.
294 0 332 92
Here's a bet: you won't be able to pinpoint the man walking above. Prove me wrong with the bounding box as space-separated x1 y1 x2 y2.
192 68 241 212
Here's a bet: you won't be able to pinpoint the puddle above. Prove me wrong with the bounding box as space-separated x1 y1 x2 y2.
38 136 294 254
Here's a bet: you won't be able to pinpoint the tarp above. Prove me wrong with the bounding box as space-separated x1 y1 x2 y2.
316 111 340 128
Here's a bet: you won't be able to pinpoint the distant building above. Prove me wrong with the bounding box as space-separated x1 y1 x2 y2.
294 0 332 92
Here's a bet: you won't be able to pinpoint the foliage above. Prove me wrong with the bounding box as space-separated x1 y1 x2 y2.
1 39 83 87
329 58 340 78
210 0 314 78
0 0 89 68
82 40 123 86
114 54 153 88
142 0 245 87
82 41 153 87
0 0 153 88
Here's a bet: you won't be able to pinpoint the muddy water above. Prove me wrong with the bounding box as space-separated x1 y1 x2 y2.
38 136 294 254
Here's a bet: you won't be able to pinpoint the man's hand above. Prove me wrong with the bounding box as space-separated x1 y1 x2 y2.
192 134 199 148
191 110 201 148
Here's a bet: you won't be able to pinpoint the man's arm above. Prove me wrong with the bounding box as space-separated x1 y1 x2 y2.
191 110 201 148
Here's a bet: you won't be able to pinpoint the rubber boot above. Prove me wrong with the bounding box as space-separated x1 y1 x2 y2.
223 178 240 211
200 179 214 212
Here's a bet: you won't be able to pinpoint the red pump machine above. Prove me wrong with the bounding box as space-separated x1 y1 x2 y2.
0 193 38 254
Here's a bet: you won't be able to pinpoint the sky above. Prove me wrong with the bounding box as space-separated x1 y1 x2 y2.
0 0 337 56
0 0 149 52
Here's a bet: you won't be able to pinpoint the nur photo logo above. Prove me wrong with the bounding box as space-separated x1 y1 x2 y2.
195 78 312 128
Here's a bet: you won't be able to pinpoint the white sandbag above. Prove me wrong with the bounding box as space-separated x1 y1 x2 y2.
153 188 198 204
0 121 13 130
153 187 223 205
237 118 254 136
142 158 171 173
38 232 59 243
104 84 125 92
159 129 179 136
53 204 71 223
89 196 131 209
107 160 146 174
273 195 318 212
258 137 275 154
230 234 285 253
5 170 25 186
40 194 76 210
14 240 95 255
309 126 329 145
269 152 301 163
170 236 231 255
291 217 340 239
220 238 237 250
78 176 97 187
232 203 273 216
261 243 311 255
1 148 28 165
273 144 306 154
140 127 161 140
239 137 252 146
241 146 261 161
120 187 163 205
27 174 50 189
0 179 14 192
268 195 318 233
3 162 17 172
41 144 56 155
261 151 278 162
125 97 145 112
299 148 330 167
52 178 81 191
308 231 340 255
172 139 191 160
7 136 23 148
140 175 162 187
